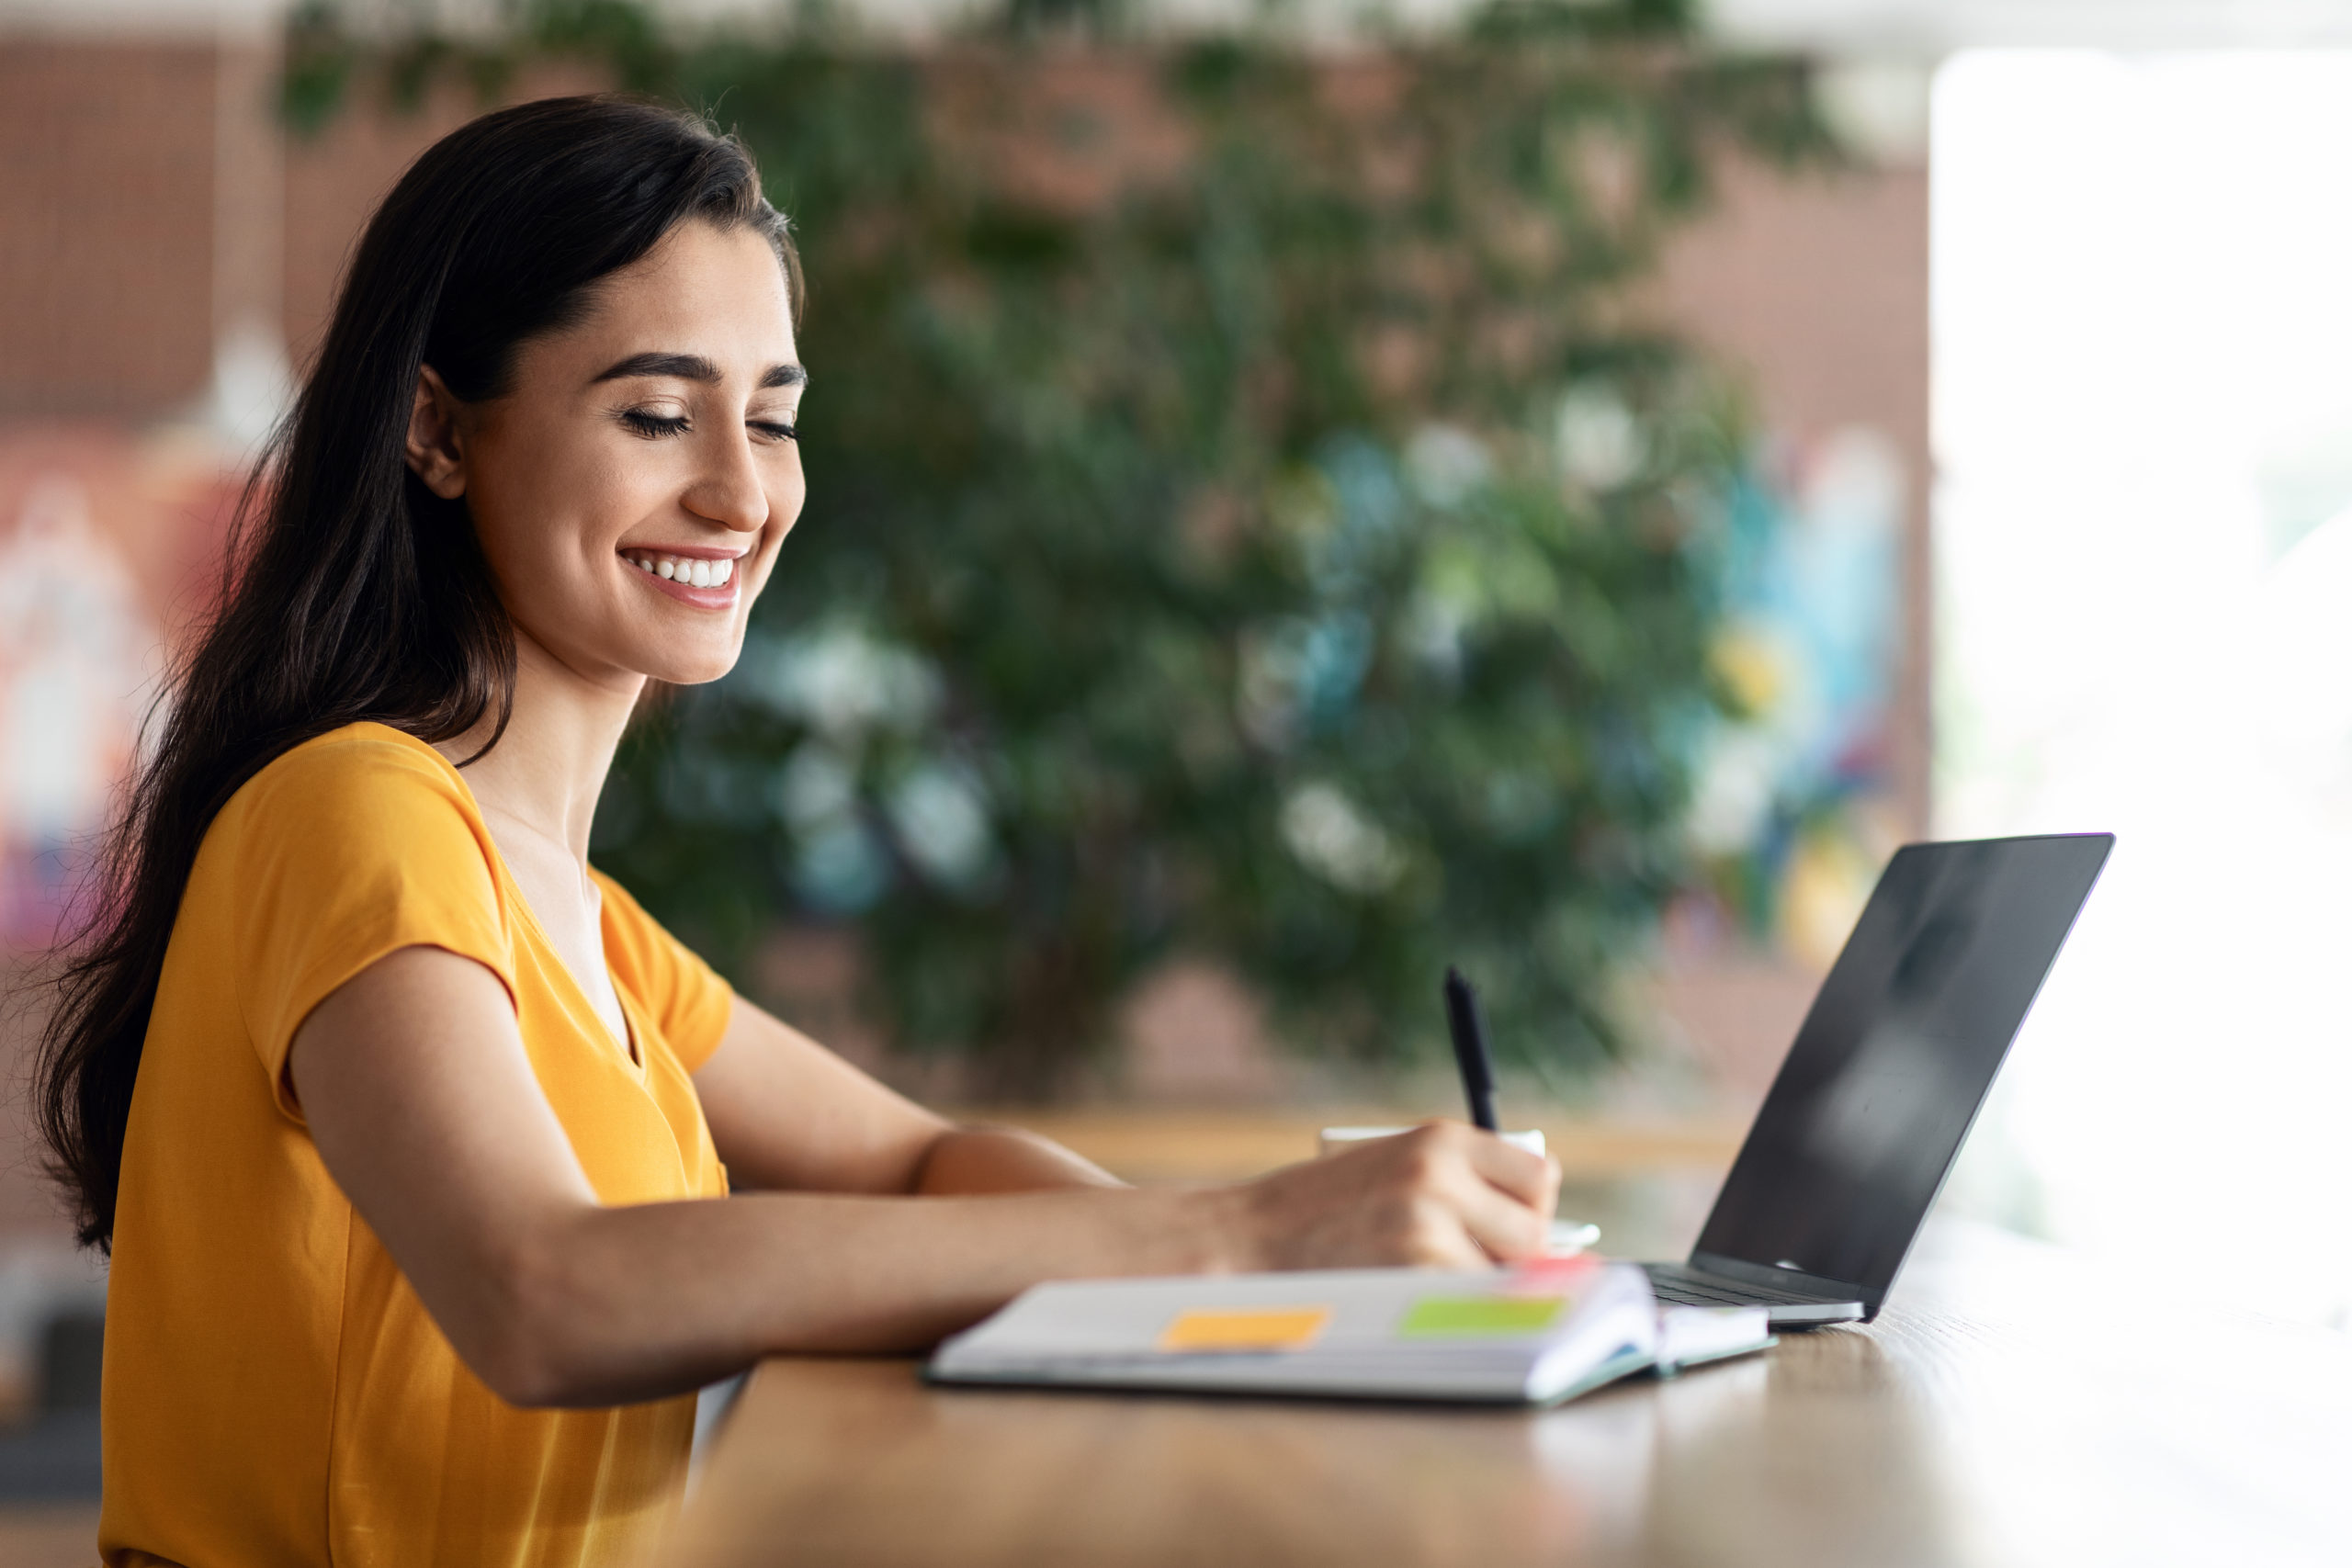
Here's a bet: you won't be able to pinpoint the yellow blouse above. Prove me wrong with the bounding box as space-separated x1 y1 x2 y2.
100 722 733 1566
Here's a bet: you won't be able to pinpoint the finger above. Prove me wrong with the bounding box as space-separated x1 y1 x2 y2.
1533 1154 1562 1219
1459 1131 1554 1210
1403 1198 1492 1269
1442 1169 1553 1262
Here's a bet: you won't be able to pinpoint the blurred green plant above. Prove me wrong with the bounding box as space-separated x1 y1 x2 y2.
284 0 1837 1097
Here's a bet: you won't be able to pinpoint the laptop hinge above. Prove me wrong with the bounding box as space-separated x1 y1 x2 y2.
1688 1250 1871 1310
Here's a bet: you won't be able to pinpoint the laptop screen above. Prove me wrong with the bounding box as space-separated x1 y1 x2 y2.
1692 833 2112 1300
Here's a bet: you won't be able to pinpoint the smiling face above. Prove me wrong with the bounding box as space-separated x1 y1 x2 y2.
405 219 805 692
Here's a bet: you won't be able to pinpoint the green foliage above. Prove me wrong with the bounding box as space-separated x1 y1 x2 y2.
286 0 1837 1096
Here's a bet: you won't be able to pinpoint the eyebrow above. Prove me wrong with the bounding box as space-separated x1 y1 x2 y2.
591 352 808 390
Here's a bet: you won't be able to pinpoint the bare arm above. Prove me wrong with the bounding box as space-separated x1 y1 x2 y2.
685 996 1125 1197
289 946 1559 1410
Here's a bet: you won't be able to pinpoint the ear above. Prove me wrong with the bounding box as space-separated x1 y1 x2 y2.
403 366 469 500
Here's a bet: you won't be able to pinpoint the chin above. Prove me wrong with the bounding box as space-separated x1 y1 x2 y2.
643 646 743 687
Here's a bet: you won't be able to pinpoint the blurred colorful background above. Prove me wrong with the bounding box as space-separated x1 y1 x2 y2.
0 6 1930 1168
15 0 2352 1547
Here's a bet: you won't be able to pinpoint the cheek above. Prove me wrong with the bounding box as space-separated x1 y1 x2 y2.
469 432 653 588
741 464 808 596
765 448 809 536
775 463 808 531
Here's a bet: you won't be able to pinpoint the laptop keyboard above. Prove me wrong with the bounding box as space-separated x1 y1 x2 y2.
1642 1262 1834 1308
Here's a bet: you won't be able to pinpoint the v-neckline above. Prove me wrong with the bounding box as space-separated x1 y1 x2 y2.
413 729 644 1075
506 883 643 1074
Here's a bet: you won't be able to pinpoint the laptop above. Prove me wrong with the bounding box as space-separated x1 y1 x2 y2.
1642 832 2114 1327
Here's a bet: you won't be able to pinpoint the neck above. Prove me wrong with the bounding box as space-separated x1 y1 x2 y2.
435 629 642 863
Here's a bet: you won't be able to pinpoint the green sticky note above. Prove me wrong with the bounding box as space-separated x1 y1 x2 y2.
1397 1295 1565 1339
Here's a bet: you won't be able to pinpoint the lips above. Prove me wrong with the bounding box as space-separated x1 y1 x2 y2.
619 546 746 608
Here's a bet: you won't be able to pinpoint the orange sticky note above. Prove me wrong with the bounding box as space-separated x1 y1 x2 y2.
1159 1306 1332 1353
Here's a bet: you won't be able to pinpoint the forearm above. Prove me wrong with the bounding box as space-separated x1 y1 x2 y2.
913 1124 1124 1195
294 953 1557 1417
508 1181 1247 1407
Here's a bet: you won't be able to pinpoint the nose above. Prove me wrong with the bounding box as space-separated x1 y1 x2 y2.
682 424 772 535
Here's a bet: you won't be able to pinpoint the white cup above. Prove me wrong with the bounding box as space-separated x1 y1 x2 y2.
1316 1125 1547 1160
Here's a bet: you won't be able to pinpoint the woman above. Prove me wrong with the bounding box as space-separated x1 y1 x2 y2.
36 96 1558 1564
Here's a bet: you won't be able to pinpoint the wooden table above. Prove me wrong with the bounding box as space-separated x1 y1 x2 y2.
955 1108 1747 1185
662 1222 2352 1567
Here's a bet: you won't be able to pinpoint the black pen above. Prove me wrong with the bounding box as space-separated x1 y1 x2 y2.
1442 966 1499 1133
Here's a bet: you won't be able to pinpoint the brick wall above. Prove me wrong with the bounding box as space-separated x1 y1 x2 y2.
0 41 218 421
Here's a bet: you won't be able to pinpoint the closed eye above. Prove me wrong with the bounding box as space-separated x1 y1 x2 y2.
751 417 798 443
619 410 690 439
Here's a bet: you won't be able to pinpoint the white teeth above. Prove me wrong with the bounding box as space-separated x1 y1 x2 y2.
625 551 738 586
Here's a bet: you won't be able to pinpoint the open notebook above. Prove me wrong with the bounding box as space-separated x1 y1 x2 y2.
928 1258 1772 1406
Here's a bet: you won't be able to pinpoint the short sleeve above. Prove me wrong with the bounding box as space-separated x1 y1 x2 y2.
590 872 735 1074
228 731 516 1118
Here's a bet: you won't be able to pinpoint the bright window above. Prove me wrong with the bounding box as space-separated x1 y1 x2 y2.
1935 51 2352 1326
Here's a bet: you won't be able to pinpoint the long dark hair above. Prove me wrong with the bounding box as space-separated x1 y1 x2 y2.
33 96 799 1250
